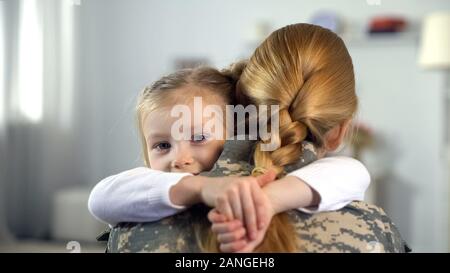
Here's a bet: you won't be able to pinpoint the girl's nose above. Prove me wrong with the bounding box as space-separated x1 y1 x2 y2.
172 156 194 169
171 143 194 169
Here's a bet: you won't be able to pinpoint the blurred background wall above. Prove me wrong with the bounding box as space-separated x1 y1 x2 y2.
0 0 449 252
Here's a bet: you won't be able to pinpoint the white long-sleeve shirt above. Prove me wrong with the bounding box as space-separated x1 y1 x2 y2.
88 156 370 226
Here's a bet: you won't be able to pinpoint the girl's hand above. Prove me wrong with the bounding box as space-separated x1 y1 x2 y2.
208 210 247 252
201 170 276 241
233 220 271 253
208 188 276 253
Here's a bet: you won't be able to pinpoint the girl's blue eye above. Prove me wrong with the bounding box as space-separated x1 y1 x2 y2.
154 142 171 150
191 134 208 142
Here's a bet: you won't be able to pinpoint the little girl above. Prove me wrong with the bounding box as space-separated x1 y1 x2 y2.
88 65 370 251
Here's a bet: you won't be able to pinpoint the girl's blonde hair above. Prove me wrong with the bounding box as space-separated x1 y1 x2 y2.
207 23 357 252
136 67 237 167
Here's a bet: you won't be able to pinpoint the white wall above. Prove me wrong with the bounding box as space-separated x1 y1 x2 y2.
75 0 450 251
350 44 448 252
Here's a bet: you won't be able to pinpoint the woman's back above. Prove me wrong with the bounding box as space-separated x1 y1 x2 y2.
105 139 409 253
107 201 408 253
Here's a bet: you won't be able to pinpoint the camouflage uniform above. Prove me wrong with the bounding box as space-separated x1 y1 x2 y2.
104 139 410 253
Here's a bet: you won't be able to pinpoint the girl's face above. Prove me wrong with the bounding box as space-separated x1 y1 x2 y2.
143 88 226 175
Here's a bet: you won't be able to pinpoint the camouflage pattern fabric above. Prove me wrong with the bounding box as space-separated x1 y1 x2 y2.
105 139 410 253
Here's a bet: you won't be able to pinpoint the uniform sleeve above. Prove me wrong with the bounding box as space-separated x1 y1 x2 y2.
87 167 192 225
287 156 370 213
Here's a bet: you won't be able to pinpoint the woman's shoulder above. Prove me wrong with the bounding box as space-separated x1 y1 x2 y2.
107 206 208 253
201 138 318 177
288 201 410 253
200 138 255 177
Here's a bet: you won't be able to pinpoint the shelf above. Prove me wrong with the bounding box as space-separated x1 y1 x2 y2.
344 32 419 47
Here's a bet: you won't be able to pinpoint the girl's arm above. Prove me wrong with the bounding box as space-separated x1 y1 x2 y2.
209 156 370 253
87 165 272 230
203 156 370 236
88 167 193 226
88 156 368 228
284 156 370 213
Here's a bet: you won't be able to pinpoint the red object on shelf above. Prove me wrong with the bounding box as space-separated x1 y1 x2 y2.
369 17 407 33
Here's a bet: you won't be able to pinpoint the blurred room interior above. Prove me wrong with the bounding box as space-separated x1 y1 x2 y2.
0 0 449 252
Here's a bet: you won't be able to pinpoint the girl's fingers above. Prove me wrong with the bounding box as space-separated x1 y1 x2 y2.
216 196 234 221
211 220 242 234
207 209 227 223
228 189 243 223
240 183 257 240
217 227 247 244
250 182 268 230
219 239 248 253
234 244 255 253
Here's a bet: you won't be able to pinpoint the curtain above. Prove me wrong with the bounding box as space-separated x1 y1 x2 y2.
1 0 81 239
0 0 12 242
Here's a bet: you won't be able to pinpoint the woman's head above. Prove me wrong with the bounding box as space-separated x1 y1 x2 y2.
235 23 357 176
201 23 358 253
137 67 237 173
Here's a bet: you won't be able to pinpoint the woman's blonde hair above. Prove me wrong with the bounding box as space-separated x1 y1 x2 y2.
206 23 357 252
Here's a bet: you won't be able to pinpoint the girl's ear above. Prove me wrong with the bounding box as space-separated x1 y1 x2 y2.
324 119 352 152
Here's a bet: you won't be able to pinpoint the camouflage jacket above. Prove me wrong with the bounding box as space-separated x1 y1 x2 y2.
104 139 410 253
